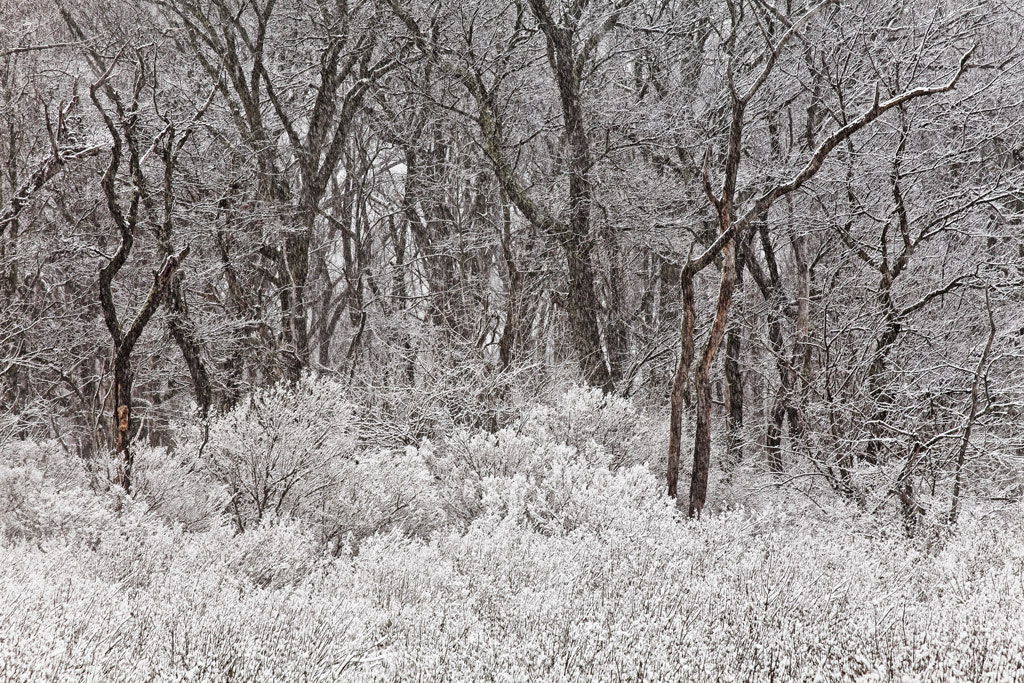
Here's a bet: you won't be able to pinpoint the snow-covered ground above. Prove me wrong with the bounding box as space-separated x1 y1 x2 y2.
1 387 1022 681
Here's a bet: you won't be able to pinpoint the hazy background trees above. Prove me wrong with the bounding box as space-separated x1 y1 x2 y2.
2 0 1023 521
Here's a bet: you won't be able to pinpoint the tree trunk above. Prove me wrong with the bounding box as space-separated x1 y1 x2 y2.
558 93 610 389
789 230 811 438
281 215 312 382
757 223 801 474
724 230 752 464
689 235 737 517
949 288 996 525
565 235 610 389
111 351 134 491
158 131 213 418
667 262 696 499
166 281 212 417
765 321 795 474
532 5 612 391
865 300 900 462
499 194 521 370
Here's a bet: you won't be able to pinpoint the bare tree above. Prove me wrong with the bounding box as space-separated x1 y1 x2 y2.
86 52 189 491
155 0 404 380
666 0 973 516
389 0 637 390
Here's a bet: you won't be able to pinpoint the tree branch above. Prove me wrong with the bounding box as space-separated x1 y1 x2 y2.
120 246 191 356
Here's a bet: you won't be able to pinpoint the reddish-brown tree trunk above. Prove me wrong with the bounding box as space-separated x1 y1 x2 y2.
667 263 696 498
689 236 737 518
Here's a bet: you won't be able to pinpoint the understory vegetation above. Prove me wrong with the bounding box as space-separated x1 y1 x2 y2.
2 382 1022 682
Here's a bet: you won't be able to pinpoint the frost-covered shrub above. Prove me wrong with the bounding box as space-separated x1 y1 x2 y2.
2 456 1024 680
200 376 444 547
85 504 185 588
419 386 665 528
352 503 1024 681
7 386 1024 681
201 377 358 530
222 516 322 589
131 445 227 531
0 440 112 544
0 463 111 545
311 446 443 555
477 458 674 536
518 386 661 470
0 519 383 682
417 431 570 524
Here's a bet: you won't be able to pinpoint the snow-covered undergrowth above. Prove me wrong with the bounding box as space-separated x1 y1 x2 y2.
1 386 1022 681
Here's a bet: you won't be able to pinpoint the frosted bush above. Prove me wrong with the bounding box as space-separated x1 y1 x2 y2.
3 390 1024 681
199 376 444 547
355 353 569 442
2 469 1024 680
131 445 228 531
0 464 111 544
356 503 1024 681
0 520 384 682
201 376 358 530
222 516 322 589
0 440 112 544
312 445 443 555
84 503 191 588
477 456 674 536
419 386 664 528
518 386 662 469
419 431 576 523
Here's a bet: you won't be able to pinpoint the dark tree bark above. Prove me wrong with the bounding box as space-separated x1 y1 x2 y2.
391 0 629 390
724 229 754 464
667 257 696 499
157 124 213 417
690 234 737 517
166 284 211 416
161 0 397 382
107 250 189 491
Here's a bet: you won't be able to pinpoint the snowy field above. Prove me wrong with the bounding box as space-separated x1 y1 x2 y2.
1 387 1021 682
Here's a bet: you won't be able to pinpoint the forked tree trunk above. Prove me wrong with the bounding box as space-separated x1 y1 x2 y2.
107 249 189 493
667 34 969 512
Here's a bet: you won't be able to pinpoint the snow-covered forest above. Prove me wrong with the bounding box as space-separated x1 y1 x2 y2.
2 0 1024 679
